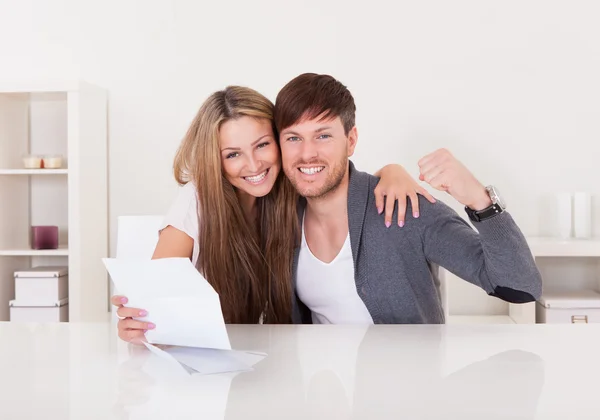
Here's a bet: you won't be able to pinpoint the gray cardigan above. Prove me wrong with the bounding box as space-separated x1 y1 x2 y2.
291 161 542 324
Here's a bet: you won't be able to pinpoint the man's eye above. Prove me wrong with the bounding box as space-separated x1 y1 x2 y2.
287 136 300 142
318 134 331 139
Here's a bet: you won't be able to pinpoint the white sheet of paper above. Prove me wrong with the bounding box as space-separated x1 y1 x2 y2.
143 342 192 376
103 257 231 350
144 342 267 375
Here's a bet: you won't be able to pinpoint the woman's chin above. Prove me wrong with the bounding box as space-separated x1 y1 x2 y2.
233 179 276 198
245 183 275 198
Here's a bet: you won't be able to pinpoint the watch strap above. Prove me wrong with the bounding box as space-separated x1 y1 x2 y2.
465 203 504 222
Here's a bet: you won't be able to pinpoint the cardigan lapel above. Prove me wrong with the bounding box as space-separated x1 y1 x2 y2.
291 197 309 323
346 161 371 271
347 161 383 323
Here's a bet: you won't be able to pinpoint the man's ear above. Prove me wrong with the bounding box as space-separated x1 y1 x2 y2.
347 126 358 157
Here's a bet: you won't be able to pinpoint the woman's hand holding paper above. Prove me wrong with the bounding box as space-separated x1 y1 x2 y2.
111 295 155 344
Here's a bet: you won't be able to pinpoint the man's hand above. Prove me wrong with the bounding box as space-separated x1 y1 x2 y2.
417 148 492 211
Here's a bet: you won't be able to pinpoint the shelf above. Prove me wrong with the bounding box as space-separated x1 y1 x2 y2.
0 169 68 175
0 79 108 322
0 80 80 93
447 315 516 325
0 246 68 256
526 237 600 257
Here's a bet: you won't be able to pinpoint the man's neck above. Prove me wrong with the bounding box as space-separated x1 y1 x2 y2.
305 170 349 226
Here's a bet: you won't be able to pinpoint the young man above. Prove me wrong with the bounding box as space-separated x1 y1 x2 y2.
274 73 542 324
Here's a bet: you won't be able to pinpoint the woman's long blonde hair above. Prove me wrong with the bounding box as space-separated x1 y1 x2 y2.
173 86 298 324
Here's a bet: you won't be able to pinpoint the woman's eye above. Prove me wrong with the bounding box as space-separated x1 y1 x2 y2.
226 152 239 159
257 142 270 149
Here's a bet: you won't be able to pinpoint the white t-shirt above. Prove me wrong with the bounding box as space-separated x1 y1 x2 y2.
296 216 374 325
160 181 201 267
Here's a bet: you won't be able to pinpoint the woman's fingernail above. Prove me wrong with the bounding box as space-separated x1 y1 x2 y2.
147 323 156 329
399 221 404 227
414 212 419 218
385 221 391 228
377 206 382 214
139 310 148 317
120 297 127 304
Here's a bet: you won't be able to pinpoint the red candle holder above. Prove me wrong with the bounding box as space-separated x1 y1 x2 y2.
31 226 59 250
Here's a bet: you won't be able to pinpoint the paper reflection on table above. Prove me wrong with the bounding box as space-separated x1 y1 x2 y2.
113 343 265 420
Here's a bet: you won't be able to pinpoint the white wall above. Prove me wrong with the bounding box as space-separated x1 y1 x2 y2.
1 0 599 309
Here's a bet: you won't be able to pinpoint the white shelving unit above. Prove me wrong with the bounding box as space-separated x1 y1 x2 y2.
527 237 600 258
0 169 69 175
447 315 516 325
0 80 108 322
0 246 69 257
443 236 600 324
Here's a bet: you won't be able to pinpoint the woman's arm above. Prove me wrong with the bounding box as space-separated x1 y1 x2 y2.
152 226 194 260
374 164 436 227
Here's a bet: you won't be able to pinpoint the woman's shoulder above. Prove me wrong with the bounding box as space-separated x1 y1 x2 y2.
179 180 199 200
161 181 201 265
164 181 200 221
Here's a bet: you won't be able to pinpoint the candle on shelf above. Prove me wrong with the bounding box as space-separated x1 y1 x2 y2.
22 155 42 169
42 155 63 169
31 226 59 250
556 192 572 239
573 192 592 239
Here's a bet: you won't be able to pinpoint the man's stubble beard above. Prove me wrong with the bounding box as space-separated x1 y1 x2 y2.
286 156 348 200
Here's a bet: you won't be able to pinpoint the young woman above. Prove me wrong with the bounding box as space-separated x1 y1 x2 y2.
111 86 434 343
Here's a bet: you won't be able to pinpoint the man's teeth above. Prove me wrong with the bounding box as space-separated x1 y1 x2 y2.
244 170 268 183
299 167 324 175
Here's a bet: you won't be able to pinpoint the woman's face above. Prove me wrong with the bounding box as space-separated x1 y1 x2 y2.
219 116 281 198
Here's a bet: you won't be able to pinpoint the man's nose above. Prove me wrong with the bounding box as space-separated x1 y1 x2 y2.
299 139 318 162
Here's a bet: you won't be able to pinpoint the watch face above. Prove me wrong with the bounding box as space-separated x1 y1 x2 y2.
487 185 506 209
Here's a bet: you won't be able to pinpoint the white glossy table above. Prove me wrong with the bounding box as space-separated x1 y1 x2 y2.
0 322 598 419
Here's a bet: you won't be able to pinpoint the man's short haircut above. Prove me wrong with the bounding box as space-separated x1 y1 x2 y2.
274 73 356 135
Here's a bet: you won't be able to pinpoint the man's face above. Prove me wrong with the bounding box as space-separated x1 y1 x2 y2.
279 115 357 199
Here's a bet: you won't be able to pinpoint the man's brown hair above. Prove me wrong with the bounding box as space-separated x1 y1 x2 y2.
274 73 356 135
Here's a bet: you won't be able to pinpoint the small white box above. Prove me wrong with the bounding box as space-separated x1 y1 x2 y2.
14 266 68 304
9 298 69 322
536 290 600 324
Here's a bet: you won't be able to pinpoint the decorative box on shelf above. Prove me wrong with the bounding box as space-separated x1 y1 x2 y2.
14 266 68 302
9 298 69 323
9 266 69 323
536 289 600 324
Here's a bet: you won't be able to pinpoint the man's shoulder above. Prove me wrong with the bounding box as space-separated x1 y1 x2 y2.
349 162 458 223
348 163 379 190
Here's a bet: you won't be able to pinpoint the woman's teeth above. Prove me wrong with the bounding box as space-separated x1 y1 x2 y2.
244 169 268 184
299 167 324 175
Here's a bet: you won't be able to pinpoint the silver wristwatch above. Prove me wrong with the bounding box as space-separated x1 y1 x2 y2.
465 185 506 222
